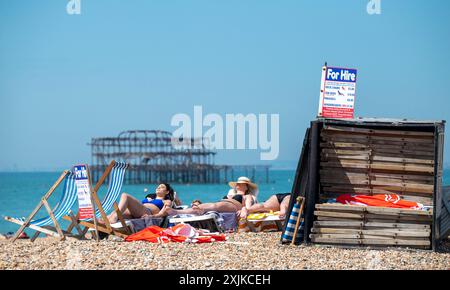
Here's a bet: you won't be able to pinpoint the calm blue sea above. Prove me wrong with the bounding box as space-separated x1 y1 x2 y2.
1 169 449 235
0 170 296 234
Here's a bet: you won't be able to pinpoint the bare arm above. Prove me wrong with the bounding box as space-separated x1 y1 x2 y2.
238 195 255 218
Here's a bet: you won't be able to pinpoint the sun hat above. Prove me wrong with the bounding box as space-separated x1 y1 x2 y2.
228 176 258 192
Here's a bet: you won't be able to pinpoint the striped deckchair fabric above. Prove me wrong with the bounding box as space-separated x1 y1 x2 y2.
81 161 128 221
281 198 305 244
4 170 78 242
64 161 131 239
21 172 77 227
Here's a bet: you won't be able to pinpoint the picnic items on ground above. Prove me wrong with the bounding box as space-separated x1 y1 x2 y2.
125 223 227 243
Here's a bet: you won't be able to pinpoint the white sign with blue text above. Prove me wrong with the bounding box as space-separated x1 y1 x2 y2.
73 164 94 219
318 66 357 119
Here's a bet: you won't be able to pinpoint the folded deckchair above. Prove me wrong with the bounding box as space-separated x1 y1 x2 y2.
63 160 131 239
4 170 81 242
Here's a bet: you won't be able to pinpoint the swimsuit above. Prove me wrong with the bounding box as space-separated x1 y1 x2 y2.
142 198 164 210
223 194 243 203
275 193 290 204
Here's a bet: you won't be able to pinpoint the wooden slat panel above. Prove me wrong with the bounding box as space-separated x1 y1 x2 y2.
320 180 433 194
310 233 429 241
322 125 434 138
315 204 432 216
310 236 431 247
320 179 434 193
321 131 434 144
320 142 435 153
321 132 434 145
316 216 431 225
321 161 434 174
320 169 435 182
313 220 431 229
311 227 431 238
314 210 364 219
321 136 434 148
322 153 434 165
321 148 435 158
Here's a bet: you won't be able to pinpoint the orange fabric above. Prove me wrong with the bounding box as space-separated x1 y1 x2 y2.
125 224 227 243
336 194 423 209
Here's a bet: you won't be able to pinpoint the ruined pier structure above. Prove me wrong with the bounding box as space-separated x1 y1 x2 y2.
90 130 270 184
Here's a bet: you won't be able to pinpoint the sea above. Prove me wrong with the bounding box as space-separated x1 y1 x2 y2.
1 169 449 235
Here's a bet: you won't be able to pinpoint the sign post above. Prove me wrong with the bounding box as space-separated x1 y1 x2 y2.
73 164 99 241
318 64 357 119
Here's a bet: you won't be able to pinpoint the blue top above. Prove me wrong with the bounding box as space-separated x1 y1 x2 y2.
142 198 164 210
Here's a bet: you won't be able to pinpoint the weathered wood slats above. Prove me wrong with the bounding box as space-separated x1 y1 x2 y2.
320 142 435 154
320 169 435 183
320 161 434 174
310 236 430 247
315 125 436 249
315 203 432 215
316 216 432 225
322 125 434 138
322 153 434 165
310 204 432 249
319 125 436 209
311 227 431 238
313 220 431 229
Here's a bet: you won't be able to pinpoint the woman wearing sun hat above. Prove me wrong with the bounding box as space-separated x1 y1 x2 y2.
225 176 258 203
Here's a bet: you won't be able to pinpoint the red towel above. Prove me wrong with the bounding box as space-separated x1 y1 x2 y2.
125 223 227 243
336 194 423 210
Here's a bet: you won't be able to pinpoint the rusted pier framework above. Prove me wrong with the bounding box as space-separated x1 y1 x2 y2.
90 130 270 184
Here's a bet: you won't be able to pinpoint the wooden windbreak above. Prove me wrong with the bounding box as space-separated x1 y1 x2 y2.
310 203 432 248
319 125 435 207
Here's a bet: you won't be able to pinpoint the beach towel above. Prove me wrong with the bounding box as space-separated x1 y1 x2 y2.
238 211 282 233
125 223 227 243
247 211 280 220
336 194 424 210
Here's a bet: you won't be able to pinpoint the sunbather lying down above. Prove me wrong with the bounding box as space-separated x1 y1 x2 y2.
149 194 251 218
150 176 257 218
240 193 291 219
100 183 177 224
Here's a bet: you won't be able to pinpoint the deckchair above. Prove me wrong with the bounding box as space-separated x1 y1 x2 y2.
4 170 82 242
63 160 131 239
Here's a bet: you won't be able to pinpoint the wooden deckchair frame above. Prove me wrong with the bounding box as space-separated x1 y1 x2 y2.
5 170 82 243
64 160 131 239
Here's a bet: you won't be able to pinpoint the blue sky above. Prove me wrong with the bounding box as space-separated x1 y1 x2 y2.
0 0 449 171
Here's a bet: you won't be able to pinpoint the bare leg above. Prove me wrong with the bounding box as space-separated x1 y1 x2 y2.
247 195 280 214
105 193 150 223
152 201 240 217
279 195 291 219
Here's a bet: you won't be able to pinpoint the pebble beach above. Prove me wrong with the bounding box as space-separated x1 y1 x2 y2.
1 232 449 270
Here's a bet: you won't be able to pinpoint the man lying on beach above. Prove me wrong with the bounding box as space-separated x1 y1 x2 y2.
101 183 178 224
149 177 258 218
239 193 291 219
